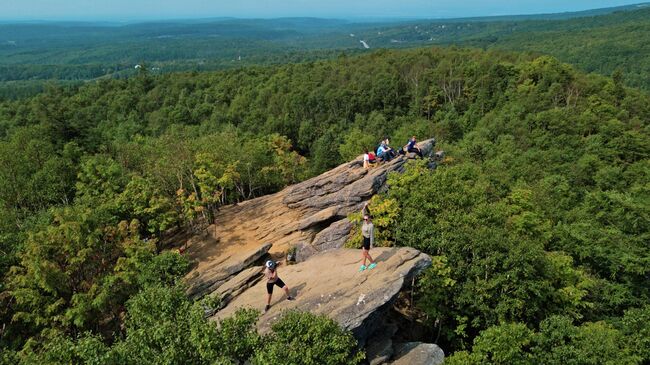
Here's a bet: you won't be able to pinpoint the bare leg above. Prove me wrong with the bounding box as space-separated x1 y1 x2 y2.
362 249 367 266
365 250 374 264
283 286 290 297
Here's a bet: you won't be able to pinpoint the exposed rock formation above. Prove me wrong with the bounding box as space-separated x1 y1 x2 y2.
366 321 398 365
178 138 441 363
390 342 445 365
212 247 432 347
183 138 435 299
185 239 271 299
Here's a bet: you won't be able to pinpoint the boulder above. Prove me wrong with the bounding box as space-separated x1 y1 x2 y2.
390 342 445 365
311 218 354 251
367 337 393 365
211 247 432 347
184 241 272 299
210 265 264 305
366 320 398 365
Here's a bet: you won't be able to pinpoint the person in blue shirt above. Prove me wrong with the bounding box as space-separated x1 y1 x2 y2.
377 138 397 161
376 142 389 161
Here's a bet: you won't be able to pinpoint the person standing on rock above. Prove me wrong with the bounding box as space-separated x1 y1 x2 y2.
264 260 294 312
360 205 377 272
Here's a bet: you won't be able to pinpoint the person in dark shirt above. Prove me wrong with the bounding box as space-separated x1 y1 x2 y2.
405 135 423 158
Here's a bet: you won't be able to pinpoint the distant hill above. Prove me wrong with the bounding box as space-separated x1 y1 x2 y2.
0 3 649 98
353 5 650 90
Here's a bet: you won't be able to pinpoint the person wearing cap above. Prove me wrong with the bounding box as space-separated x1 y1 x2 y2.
360 203 377 272
264 259 294 312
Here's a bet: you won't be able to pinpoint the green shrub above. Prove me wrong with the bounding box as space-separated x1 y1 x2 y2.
254 311 364 365
345 195 400 248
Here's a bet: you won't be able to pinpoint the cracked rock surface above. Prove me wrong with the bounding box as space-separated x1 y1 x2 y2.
211 247 431 346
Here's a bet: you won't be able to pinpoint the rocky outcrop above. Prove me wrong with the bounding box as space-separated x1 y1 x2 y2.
212 247 432 346
311 218 354 251
184 239 272 299
182 139 435 299
177 138 442 363
390 342 445 365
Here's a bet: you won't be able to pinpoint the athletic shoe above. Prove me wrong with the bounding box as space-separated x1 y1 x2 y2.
359 265 367 272
264 304 271 313
287 296 295 301
368 263 377 269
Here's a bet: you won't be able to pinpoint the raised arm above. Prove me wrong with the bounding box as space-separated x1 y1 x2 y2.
362 202 371 217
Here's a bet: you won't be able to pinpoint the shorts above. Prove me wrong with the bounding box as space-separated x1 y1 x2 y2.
363 236 371 251
266 278 286 294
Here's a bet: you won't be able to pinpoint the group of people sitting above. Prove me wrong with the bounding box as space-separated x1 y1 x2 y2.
363 135 423 168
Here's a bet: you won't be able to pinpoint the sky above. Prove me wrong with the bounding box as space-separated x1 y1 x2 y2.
0 0 646 21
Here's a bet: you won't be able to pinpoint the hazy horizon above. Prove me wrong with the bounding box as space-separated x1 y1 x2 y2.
1 0 647 22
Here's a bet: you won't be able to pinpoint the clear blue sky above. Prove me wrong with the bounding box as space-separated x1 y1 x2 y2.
1 0 646 21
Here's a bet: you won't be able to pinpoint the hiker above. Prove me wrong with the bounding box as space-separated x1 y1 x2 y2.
359 203 377 272
264 259 294 312
362 201 371 218
384 138 398 159
377 139 396 162
405 135 423 158
376 141 389 162
363 148 377 169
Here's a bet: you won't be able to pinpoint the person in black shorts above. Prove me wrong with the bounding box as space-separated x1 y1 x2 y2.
264 259 294 312
405 135 423 158
359 204 377 272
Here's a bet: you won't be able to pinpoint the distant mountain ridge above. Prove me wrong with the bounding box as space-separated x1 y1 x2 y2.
1 2 650 99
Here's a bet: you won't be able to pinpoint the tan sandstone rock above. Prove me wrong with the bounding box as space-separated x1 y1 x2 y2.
183 139 435 299
212 247 431 346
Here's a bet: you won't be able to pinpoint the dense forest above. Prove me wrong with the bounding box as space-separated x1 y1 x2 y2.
1 3 650 100
0 45 649 364
370 5 650 90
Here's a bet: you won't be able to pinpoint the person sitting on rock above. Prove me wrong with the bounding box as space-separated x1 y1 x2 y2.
377 139 396 162
264 259 294 312
376 142 388 162
363 148 377 169
405 135 423 158
384 138 400 158
360 205 378 272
